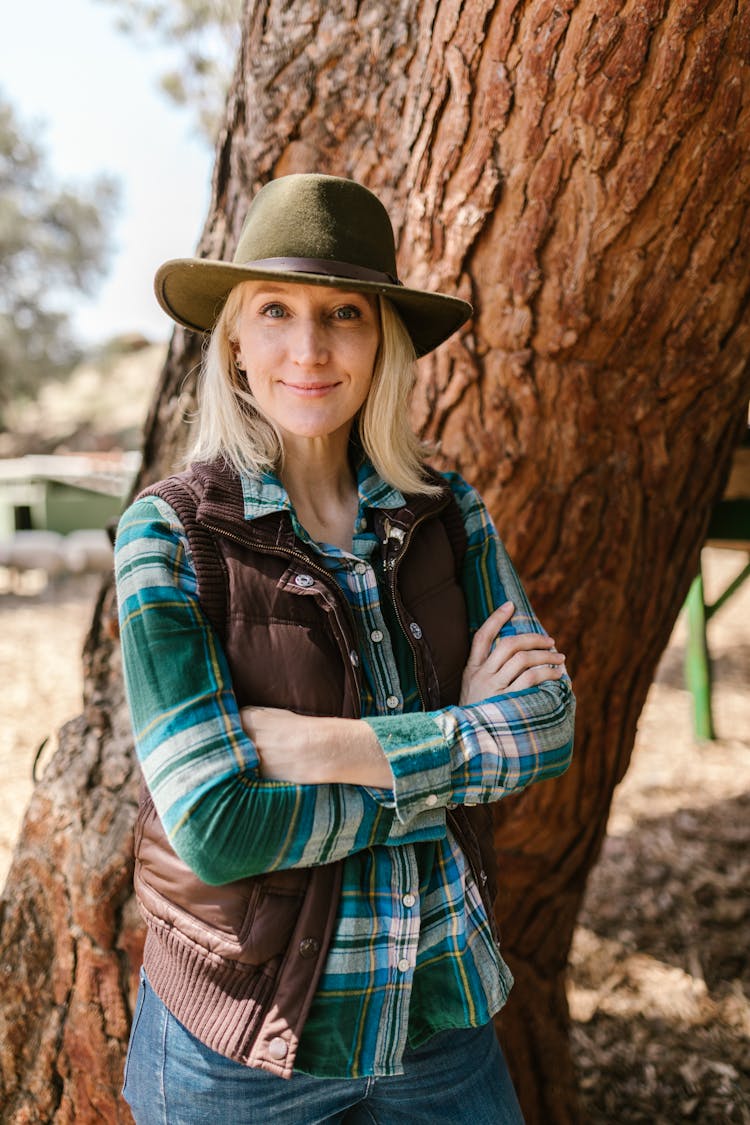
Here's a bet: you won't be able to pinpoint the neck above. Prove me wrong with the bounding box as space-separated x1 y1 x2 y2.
280 429 359 551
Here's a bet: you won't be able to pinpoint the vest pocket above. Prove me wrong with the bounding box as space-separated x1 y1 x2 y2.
135 795 309 966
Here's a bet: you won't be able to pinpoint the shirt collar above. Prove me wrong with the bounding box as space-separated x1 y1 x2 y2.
239 459 406 523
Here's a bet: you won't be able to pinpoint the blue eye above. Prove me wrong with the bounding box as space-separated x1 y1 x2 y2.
261 303 286 318
333 305 361 320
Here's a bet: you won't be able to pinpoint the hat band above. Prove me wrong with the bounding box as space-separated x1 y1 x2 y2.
240 256 402 286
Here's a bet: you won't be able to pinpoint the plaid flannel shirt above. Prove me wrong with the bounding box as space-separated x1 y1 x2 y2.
115 463 575 1078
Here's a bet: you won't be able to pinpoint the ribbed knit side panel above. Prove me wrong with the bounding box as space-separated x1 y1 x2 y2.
142 925 274 1065
138 471 230 644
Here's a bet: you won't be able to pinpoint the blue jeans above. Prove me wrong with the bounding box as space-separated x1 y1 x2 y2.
123 970 525 1124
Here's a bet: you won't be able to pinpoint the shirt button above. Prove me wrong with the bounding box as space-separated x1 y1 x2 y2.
402 893 416 908
425 793 438 807
350 650 360 667
409 622 423 639
386 695 399 710
370 629 384 643
354 562 367 575
294 573 315 588
358 517 368 531
397 958 411 973
268 1037 288 1060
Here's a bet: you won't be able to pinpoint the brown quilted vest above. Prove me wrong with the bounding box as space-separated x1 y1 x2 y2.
133 459 497 1078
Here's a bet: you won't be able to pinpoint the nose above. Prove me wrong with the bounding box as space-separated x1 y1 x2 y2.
290 316 328 367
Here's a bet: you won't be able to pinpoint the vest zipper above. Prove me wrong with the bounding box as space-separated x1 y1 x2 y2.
382 513 437 711
200 520 362 715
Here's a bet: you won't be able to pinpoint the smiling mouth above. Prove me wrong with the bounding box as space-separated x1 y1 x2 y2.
280 381 340 396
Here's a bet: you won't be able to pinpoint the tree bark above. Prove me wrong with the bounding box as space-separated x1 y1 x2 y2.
2 2 750 1121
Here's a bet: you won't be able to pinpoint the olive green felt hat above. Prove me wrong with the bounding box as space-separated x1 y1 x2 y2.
154 174 472 357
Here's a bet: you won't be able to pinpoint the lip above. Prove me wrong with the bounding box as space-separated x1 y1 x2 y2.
279 380 341 397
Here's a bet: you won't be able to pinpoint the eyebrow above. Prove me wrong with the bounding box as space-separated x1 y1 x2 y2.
248 283 290 295
246 283 372 302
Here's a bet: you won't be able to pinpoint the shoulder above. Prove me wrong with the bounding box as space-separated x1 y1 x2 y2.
117 492 186 543
424 468 495 539
423 466 483 505
115 493 191 584
117 461 214 544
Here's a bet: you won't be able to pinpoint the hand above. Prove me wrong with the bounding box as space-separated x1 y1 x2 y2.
240 706 316 782
460 601 567 705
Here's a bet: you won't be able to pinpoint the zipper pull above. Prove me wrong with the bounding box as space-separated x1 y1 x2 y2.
382 518 406 570
383 517 405 545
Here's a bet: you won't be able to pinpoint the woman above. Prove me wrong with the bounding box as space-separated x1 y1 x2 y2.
116 173 575 1125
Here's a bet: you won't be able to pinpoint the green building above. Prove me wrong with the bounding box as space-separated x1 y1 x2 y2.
0 453 140 539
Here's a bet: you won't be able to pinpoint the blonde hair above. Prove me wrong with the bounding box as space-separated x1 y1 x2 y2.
188 283 439 495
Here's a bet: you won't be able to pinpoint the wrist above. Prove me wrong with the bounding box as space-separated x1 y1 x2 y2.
308 717 343 784
309 717 392 788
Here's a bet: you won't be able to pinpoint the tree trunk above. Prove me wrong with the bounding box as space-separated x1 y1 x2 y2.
2 2 749 1121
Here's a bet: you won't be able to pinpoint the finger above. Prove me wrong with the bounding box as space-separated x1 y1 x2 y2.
466 601 515 667
484 631 558 673
239 705 280 740
239 707 263 735
480 649 564 692
508 663 567 691
241 705 292 724
493 648 565 687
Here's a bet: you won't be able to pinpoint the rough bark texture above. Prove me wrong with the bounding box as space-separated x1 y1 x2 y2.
2 2 749 1122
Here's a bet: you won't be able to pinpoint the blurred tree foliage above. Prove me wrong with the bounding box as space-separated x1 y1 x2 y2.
0 93 118 426
97 0 243 141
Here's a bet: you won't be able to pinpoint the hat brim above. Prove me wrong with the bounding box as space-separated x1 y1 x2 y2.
154 259 472 357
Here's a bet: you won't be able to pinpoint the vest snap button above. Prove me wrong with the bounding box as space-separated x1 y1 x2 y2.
350 650 360 667
299 937 321 958
294 573 315 588
268 1037 288 1060
409 621 423 639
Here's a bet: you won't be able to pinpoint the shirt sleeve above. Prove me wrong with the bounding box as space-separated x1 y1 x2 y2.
115 496 445 885
363 475 575 825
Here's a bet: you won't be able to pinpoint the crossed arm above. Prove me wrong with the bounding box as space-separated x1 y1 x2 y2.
242 600 567 788
116 486 575 883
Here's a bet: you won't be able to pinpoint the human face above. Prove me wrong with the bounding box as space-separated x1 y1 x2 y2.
234 281 380 450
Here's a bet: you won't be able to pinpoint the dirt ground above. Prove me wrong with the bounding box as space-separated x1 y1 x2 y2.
569 548 750 1124
0 549 748 1123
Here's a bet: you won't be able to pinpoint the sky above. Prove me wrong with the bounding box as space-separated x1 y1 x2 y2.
1 0 215 346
